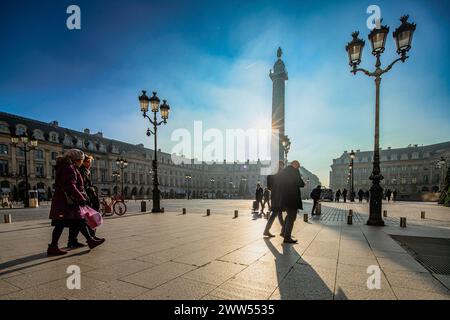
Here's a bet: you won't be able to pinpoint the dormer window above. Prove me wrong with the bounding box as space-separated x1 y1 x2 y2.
16 125 27 136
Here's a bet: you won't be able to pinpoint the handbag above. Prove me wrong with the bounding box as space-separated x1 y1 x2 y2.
80 205 104 229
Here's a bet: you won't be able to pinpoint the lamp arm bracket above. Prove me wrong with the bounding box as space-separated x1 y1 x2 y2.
352 67 375 77
156 120 165 126
144 114 157 126
381 56 407 75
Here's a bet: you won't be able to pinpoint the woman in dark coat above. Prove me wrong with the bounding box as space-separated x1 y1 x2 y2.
48 149 105 256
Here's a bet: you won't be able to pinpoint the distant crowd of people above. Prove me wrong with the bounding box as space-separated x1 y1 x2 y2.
332 188 398 203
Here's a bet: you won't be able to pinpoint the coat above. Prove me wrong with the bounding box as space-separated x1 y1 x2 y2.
255 186 263 201
49 158 87 220
267 169 283 210
310 187 322 200
279 166 305 210
79 165 100 211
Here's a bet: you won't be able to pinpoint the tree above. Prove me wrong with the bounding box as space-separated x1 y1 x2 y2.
438 166 450 207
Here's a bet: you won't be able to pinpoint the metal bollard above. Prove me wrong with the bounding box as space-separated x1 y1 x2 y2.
316 202 321 215
347 214 353 225
234 210 238 218
182 208 186 215
400 217 407 228
383 210 387 217
161 207 165 213
4 214 12 224
207 209 210 216
141 201 147 212
349 209 353 216
421 211 425 219
303 213 308 222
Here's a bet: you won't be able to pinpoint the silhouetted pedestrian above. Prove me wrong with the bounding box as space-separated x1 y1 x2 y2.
279 160 305 244
335 189 341 202
386 189 392 202
310 185 322 215
358 189 364 202
365 190 370 202
255 183 264 215
342 189 348 203
264 161 285 238
262 187 271 212
393 189 398 202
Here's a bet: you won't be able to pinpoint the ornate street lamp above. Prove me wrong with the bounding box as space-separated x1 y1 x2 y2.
139 90 170 212
281 135 291 165
116 157 127 197
210 177 215 199
11 134 38 207
185 174 192 200
349 150 356 202
345 15 416 226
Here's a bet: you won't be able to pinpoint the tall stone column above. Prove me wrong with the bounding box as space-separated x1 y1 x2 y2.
269 47 288 163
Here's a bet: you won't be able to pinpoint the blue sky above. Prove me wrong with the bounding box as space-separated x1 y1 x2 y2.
1 0 449 186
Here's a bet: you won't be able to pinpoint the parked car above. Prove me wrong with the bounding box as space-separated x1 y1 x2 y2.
321 188 333 201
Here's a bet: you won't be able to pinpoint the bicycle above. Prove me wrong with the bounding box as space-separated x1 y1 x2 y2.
100 194 127 217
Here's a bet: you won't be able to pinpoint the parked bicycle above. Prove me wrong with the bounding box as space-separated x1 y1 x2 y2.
100 194 127 217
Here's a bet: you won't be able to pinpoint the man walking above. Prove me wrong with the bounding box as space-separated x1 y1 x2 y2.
263 161 285 237
335 189 341 202
255 183 264 215
262 187 271 213
310 185 322 215
358 189 364 203
342 188 348 203
279 160 305 244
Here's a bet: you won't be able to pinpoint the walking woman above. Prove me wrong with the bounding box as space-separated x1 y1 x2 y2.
47 149 105 256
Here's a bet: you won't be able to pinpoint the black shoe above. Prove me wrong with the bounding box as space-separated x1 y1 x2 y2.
280 232 284 236
67 242 86 248
263 232 275 238
93 236 105 241
283 239 298 244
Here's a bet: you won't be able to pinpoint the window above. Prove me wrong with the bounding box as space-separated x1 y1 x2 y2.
19 162 26 176
33 130 44 140
16 148 25 157
423 175 429 184
412 177 417 184
49 132 59 143
52 167 56 179
0 122 9 134
101 169 107 182
16 125 26 136
51 152 58 161
35 149 44 160
0 144 8 155
36 165 44 177
0 160 8 175
401 176 407 184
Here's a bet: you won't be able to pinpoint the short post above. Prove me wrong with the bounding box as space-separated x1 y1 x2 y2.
400 217 407 228
141 201 147 212
316 202 321 215
182 208 186 215
349 209 353 216
421 211 425 219
234 210 238 218
161 207 165 213
207 209 210 216
383 210 387 217
4 214 12 224
303 213 308 222
347 214 353 225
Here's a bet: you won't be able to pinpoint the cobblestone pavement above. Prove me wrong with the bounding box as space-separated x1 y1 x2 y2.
0 200 449 300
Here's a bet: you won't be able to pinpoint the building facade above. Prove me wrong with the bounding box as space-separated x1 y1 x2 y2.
329 142 450 200
0 112 320 201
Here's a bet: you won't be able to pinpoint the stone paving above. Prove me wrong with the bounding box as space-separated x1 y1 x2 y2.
0 200 449 300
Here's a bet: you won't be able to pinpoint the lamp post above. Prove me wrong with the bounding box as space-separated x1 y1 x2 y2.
210 178 215 199
346 15 416 226
281 135 291 166
11 134 38 208
349 150 355 202
139 90 170 213
112 171 121 194
436 157 447 192
185 174 192 200
116 158 127 197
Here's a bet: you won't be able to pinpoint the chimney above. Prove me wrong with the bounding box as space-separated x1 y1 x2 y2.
49 121 59 127
96 131 103 137
84 128 90 135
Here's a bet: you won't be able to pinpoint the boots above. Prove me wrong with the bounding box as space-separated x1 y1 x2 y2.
47 244 67 256
87 238 105 250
